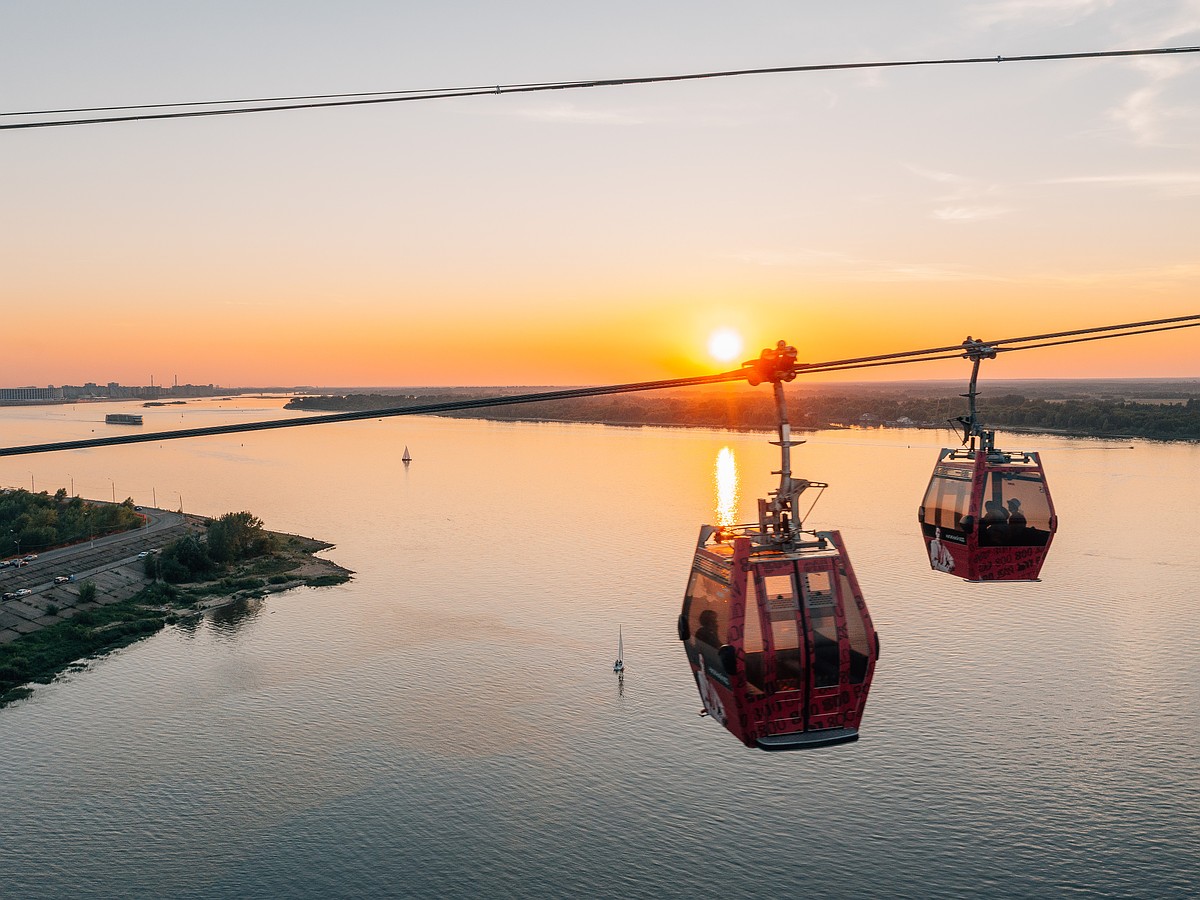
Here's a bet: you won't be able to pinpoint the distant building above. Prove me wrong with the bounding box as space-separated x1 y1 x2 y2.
0 386 64 401
8 380 238 402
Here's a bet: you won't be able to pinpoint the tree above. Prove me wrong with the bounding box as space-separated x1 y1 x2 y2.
206 512 273 563
158 534 213 583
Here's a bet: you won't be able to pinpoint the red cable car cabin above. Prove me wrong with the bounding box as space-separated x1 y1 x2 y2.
680 526 878 750
919 447 1057 581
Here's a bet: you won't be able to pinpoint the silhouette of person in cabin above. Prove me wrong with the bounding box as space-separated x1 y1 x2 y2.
982 499 1009 545
695 609 721 647
1006 498 1027 543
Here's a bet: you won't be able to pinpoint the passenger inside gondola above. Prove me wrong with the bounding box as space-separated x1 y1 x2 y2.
981 499 1009 545
683 572 735 683
983 472 1053 548
696 609 720 647
1006 498 1027 542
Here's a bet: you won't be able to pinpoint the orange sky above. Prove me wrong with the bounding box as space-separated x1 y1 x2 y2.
2 3 1197 386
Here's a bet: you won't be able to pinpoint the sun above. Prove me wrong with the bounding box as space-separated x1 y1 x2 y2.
707 328 744 363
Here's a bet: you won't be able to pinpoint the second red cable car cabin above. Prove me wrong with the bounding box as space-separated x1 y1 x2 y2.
919 446 1056 581
918 337 1058 581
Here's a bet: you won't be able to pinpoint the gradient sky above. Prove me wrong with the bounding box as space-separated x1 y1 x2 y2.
2 1 1198 387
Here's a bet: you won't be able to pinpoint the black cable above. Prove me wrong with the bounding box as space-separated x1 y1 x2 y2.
0 370 746 459
992 321 1200 355
793 314 1200 372
3 45 1196 132
987 314 1200 350
0 88 479 118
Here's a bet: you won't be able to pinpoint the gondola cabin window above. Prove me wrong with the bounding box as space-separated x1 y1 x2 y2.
801 569 840 688
920 464 973 532
684 571 733 682
981 470 1053 547
763 572 802 691
742 575 766 694
840 568 872 685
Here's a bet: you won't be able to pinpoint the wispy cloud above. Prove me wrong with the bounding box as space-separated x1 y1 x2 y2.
730 247 1200 288
1105 4 1200 144
729 247 979 282
1045 262 1200 286
905 165 971 186
907 165 1014 224
1042 171 1200 195
509 101 646 125
933 206 1013 222
1107 60 1200 145
965 0 1116 28
963 1 1199 145
730 248 855 268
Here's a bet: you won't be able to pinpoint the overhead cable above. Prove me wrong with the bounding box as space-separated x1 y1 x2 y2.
2 45 1197 131
0 370 747 459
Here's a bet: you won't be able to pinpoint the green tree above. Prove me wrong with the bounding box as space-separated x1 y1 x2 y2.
158 534 213 582
206 512 274 564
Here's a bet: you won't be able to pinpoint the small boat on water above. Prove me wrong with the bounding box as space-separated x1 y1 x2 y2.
402 446 412 464
613 626 625 674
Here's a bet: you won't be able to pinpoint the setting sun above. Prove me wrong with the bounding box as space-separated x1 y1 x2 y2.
708 328 744 363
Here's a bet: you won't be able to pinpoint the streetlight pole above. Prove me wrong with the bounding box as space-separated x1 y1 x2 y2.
109 478 116 503
68 473 74 497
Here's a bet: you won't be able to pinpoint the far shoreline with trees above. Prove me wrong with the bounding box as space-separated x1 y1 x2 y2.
286 378 1200 443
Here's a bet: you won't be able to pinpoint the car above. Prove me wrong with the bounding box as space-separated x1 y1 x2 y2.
137 551 150 559
2 592 15 601
54 575 71 584
14 588 32 597
23 554 37 561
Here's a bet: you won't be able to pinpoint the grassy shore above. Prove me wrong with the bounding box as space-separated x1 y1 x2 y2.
0 533 351 707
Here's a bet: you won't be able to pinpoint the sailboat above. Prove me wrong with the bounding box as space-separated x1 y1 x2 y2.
613 626 625 674
402 446 412 464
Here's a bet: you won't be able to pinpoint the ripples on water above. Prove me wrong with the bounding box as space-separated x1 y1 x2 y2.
1 403 1198 898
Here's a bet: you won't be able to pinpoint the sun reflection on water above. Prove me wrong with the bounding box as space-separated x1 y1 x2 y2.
715 446 740 526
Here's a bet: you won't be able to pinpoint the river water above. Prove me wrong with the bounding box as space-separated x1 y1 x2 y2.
1 398 1198 898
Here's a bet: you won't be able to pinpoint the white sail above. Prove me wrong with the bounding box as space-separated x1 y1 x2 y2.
614 625 625 673
402 445 412 462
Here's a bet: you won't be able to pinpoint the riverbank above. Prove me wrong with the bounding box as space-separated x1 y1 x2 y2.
0 525 351 706
285 382 1200 442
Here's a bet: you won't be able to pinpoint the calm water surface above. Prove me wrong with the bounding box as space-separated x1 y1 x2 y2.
1 399 1198 898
